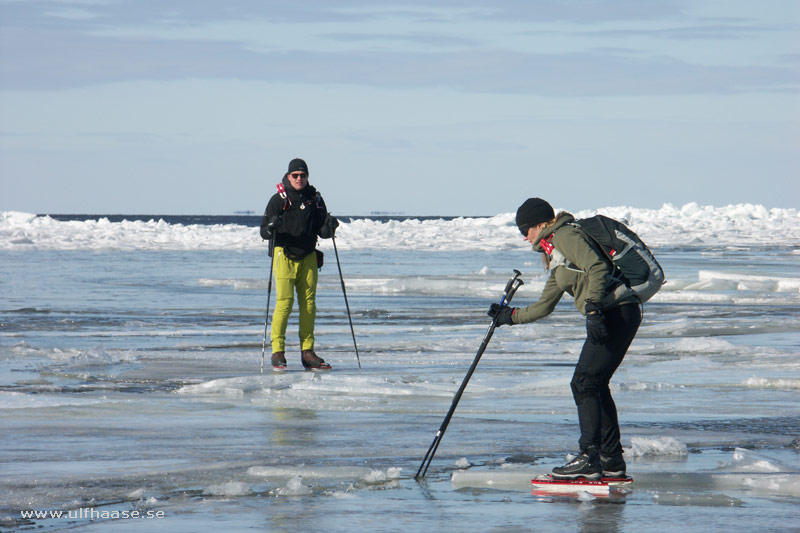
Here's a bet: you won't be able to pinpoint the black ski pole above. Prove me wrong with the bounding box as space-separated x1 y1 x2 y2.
415 269 523 480
260 228 277 374
332 234 361 369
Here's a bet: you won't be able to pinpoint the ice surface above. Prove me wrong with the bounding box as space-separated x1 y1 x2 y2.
247 465 374 480
698 271 800 293
0 391 113 409
451 448 800 505
743 377 800 389
653 492 743 507
451 470 536 490
2 208 799 531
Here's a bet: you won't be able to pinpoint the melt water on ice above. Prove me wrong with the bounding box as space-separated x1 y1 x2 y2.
1 204 799 532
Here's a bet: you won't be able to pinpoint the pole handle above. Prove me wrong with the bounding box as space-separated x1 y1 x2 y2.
505 277 524 305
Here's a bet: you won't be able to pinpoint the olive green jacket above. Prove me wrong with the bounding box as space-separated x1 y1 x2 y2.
512 214 638 324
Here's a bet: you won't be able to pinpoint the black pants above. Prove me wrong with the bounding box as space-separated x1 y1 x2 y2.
570 302 641 456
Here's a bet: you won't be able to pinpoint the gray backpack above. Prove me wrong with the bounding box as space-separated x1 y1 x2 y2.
572 215 665 303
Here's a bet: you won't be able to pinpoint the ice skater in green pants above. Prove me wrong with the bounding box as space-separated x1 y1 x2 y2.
260 158 339 371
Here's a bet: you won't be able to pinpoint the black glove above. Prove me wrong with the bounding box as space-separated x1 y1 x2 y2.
488 303 515 326
321 215 339 238
266 215 281 233
585 301 608 345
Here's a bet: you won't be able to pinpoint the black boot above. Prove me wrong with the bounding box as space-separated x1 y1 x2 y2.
271 351 287 371
301 350 331 371
552 447 602 480
600 453 626 478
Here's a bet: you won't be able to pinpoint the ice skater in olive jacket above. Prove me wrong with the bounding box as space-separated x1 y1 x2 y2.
488 198 641 480
260 158 338 371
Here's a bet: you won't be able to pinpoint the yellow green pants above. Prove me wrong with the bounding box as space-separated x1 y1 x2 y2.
270 247 318 353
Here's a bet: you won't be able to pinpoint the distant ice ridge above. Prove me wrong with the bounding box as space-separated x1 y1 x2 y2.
2 203 799 251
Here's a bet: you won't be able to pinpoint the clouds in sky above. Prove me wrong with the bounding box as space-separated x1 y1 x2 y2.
1 0 798 215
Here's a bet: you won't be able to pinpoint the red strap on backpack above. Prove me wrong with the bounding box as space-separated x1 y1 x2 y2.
539 235 554 256
276 183 290 210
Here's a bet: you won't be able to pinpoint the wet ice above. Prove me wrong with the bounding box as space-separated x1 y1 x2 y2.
1 206 799 531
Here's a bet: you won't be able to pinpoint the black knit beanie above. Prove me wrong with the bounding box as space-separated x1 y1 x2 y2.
516 198 555 232
287 158 309 175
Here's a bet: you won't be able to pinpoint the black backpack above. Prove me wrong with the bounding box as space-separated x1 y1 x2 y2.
571 215 665 303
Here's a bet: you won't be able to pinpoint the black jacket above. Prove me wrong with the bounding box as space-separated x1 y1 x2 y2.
260 176 333 260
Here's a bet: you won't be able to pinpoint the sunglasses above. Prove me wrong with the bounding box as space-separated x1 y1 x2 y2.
519 225 530 236
288 172 308 179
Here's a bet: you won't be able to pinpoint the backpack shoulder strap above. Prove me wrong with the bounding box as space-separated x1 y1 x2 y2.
569 219 616 264
276 183 290 211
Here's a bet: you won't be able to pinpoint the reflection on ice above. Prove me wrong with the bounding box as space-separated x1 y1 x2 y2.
654 492 743 507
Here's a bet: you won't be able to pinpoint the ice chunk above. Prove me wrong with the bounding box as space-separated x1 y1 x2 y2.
204 481 252 497
275 476 312 496
3 204 799 252
728 448 790 473
362 469 386 483
627 436 688 457
455 457 471 469
127 488 145 500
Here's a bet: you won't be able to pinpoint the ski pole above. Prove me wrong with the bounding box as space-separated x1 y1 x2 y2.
332 234 361 369
415 269 523 480
260 228 277 373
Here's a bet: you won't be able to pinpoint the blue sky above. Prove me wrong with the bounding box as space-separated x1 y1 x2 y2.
1 1 798 216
